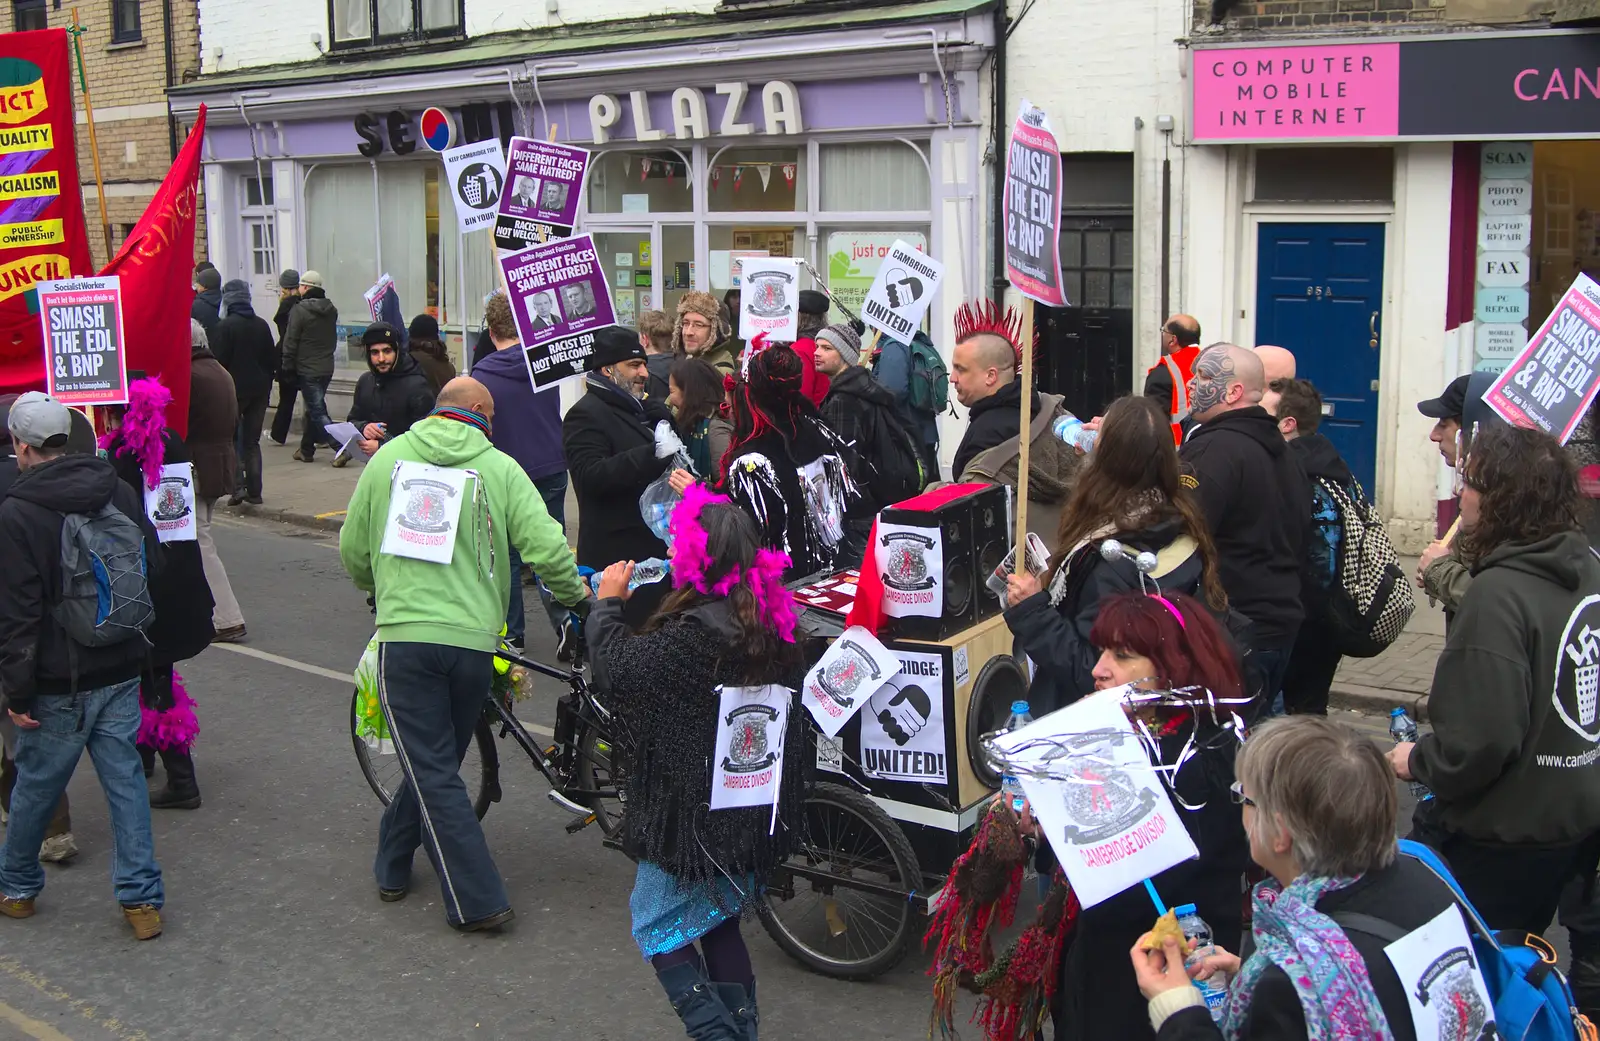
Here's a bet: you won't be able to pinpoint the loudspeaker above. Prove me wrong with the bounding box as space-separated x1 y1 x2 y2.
879 484 1011 641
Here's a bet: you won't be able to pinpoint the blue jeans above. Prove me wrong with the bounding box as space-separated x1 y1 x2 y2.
373 642 507 926
0 679 163 907
505 472 569 645
297 374 335 457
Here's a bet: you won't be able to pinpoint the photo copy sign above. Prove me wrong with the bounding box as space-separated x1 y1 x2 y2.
441 138 505 234
738 256 800 343
710 684 791 812
1483 272 1600 444
860 240 944 342
1004 100 1067 307
500 234 616 391
495 137 589 253
39 275 128 406
801 625 902 738
858 649 947 784
144 462 197 543
875 519 943 619
995 691 1199 909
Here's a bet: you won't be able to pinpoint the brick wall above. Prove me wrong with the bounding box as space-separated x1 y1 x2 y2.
1194 0 1478 31
22 0 204 267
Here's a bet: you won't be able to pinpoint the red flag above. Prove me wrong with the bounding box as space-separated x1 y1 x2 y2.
0 29 96 395
100 107 205 436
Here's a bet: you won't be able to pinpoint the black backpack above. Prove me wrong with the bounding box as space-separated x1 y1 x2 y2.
1316 476 1415 658
868 405 926 506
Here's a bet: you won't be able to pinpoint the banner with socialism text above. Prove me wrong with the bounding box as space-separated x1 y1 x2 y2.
0 29 92 395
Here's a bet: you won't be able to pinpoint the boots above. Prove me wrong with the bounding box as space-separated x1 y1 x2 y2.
1570 953 1600 1026
713 982 757 1041
654 961 740 1041
139 745 155 778
150 749 201 809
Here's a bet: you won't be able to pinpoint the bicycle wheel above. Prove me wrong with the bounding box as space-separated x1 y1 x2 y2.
758 782 921 980
571 713 626 841
349 690 500 821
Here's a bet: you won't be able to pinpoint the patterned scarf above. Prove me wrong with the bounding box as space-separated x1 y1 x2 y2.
430 405 491 436
1223 873 1394 1041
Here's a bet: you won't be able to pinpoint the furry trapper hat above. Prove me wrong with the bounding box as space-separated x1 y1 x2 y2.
672 290 730 355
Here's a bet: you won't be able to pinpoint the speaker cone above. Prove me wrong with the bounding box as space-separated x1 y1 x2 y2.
967 654 1028 789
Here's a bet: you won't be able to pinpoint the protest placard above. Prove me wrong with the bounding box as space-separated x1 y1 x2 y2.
38 275 128 406
1483 272 1600 444
499 233 616 391
364 273 404 334
441 138 505 234
875 519 943 619
1385 905 1497 1039
858 649 948 784
994 690 1199 909
860 240 945 342
801 625 902 738
738 256 800 342
495 137 588 253
144 462 196 543
710 684 791 813
1004 100 1067 308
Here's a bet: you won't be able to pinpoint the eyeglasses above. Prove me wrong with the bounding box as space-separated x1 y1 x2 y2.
1229 781 1255 808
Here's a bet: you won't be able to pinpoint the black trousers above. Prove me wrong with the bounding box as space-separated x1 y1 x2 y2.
268 377 298 444
1428 830 1600 936
237 391 269 498
1281 624 1342 716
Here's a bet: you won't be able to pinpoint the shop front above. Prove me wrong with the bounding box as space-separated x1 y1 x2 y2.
1184 29 1600 550
169 5 993 433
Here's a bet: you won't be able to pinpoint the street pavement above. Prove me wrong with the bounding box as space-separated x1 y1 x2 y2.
0 507 1444 1041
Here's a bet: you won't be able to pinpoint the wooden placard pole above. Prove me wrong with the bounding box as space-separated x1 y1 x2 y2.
1013 297 1035 574
68 10 113 260
861 328 883 365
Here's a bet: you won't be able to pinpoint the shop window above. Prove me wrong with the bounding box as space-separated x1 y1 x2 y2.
586 150 693 215
819 226 931 319
1530 141 1600 333
819 142 929 213
1060 216 1134 310
1061 153 1134 210
244 173 273 207
1253 147 1394 203
331 0 459 46
110 0 140 42
709 225 804 296
12 0 44 31
709 147 803 213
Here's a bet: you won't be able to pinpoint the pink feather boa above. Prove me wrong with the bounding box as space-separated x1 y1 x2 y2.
138 670 199 752
99 377 173 490
669 482 798 643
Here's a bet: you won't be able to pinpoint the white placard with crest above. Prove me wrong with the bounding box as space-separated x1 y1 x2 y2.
801 625 902 737
144 462 197 543
379 460 470 565
710 684 791 812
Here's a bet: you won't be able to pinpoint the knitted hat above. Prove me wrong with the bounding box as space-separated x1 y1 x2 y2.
589 325 647 370
299 270 324 289
798 289 830 317
408 313 440 341
815 323 862 366
278 268 300 290
363 322 401 348
673 290 727 354
195 268 221 291
221 278 252 312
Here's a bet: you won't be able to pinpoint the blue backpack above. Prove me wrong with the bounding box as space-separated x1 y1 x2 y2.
1339 840 1595 1041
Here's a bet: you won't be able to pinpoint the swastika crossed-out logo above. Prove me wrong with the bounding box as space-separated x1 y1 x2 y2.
457 162 502 210
1554 595 1600 742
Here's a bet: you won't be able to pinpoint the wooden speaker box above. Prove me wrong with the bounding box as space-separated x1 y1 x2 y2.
877 483 1011 642
814 612 1030 865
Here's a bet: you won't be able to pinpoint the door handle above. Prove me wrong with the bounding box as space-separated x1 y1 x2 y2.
1369 310 1379 349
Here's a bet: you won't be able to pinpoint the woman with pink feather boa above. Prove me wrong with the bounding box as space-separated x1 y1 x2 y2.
99 375 214 809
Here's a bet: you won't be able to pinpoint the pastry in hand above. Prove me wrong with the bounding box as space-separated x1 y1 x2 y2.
1140 908 1194 953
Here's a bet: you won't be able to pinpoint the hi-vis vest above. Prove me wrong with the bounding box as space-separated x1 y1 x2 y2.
1147 344 1200 447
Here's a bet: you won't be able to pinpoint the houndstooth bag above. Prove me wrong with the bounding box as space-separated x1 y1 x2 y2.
1319 476 1415 658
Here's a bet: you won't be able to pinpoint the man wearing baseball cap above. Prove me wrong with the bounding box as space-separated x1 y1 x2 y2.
1417 373 1469 469
0 392 165 938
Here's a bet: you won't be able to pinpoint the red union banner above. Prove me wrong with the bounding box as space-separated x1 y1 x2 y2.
0 29 92 395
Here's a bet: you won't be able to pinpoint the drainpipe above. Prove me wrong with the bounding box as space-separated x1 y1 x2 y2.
990 0 1007 306
162 0 176 159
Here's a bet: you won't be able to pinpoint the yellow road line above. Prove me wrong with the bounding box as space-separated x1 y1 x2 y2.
0 1002 74 1041
313 509 347 520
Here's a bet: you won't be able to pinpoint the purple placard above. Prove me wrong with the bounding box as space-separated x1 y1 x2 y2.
495 137 589 253
500 233 616 390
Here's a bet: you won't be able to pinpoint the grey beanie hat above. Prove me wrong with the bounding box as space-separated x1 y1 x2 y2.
816 322 863 367
278 268 300 290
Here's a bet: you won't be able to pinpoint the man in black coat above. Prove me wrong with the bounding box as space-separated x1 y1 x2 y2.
209 279 278 505
1180 343 1312 709
562 327 685 573
336 323 437 467
190 266 222 336
269 269 300 446
949 330 1024 478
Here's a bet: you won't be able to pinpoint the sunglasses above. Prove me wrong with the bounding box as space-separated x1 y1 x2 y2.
1229 781 1255 808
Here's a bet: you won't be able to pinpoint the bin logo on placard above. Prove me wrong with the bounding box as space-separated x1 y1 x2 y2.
457 162 502 210
1554 596 1600 741
153 473 192 525
748 270 794 319
882 531 936 592
1413 945 1493 1041
723 704 779 772
398 477 457 535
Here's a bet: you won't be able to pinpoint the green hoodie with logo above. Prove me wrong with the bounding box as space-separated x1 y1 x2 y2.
340 415 584 652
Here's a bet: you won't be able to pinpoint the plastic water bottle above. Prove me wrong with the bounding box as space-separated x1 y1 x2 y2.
1175 904 1229 1023
1052 415 1098 453
1388 708 1432 800
998 700 1034 812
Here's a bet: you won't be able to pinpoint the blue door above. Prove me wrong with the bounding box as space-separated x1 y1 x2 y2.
1254 223 1384 493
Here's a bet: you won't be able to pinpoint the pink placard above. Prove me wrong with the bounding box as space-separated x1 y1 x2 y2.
1193 43 1400 141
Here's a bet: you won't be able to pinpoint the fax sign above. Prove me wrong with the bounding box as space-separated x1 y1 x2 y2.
861 240 944 342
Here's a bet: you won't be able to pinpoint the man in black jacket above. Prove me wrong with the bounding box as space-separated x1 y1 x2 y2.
1272 378 1358 715
1180 343 1311 709
269 269 300 445
336 323 436 467
210 279 278 505
0 393 165 938
950 330 1023 478
562 327 685 574
190 266 222 337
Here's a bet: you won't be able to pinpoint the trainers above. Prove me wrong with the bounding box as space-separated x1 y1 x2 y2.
0 896 34 919
292 449 313 463
121 904 162 940
331 451 350 468
38 833 77 864
213 624 247 644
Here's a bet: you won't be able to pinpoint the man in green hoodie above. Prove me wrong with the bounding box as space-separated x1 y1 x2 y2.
340 376 586 932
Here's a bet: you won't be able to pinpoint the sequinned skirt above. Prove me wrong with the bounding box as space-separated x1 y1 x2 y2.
629 860 759 959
